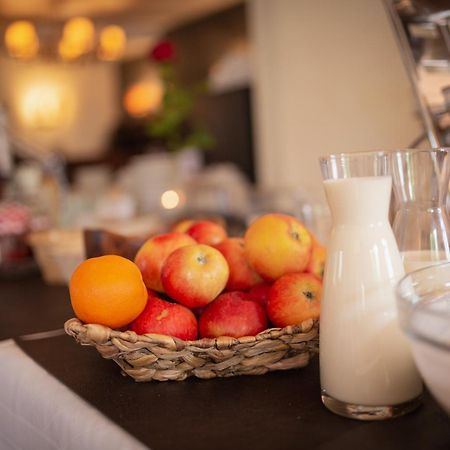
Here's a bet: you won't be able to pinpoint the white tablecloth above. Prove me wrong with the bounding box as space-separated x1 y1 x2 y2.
0 339 148 450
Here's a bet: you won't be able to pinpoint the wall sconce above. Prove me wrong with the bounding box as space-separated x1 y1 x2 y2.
123 81 163 118
5 21 39 59
98 25 126 61
19 83 65 129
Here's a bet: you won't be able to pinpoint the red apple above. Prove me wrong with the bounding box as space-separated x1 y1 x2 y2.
134 232 196 292
186 220 227 246
247 281 272 308
130 292 198 340
306 243 326 280
244 214 313 281
267 272 321 328
192 306 207 318
199 291 268 338
214 237 261 291
161 244 229 308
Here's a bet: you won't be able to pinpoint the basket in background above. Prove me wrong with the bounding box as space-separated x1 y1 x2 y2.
28 229 85 285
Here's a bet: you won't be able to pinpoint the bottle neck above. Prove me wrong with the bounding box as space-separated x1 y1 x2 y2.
392 180 449 207
324 177 391 226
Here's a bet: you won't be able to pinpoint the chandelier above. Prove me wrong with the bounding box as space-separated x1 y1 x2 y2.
4 17 127 62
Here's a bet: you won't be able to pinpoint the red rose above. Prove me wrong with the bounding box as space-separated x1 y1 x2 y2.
150 40 175 62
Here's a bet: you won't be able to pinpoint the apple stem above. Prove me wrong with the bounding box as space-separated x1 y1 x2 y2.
197 254 207 265
303 291 314 301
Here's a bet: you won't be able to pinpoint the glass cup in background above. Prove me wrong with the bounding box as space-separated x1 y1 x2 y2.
319 151 422 420
391 148 450 272
397 263 450 415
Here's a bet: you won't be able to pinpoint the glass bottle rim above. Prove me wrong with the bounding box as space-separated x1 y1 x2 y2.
319 147 450 163
390 147 450 157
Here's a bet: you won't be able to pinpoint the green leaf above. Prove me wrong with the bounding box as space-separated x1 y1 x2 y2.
184 127 215 150
145 63 215 153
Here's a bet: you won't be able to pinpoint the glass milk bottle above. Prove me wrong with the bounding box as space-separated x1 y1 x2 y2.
391 148 450 273
319 151 422 420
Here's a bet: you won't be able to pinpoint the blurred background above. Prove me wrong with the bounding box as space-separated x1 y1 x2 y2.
1 0 450 283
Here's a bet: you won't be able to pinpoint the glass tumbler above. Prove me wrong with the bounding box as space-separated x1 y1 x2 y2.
319 151 422 420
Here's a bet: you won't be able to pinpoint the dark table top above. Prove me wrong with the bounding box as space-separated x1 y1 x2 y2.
2 274 450 450
0 274 72 340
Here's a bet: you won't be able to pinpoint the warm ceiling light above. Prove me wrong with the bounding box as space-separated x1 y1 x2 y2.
60 17 95 58
123 81 163 118
5 20 39 59
98 25 126 61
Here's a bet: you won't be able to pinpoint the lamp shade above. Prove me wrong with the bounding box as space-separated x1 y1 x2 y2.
19 82 65 129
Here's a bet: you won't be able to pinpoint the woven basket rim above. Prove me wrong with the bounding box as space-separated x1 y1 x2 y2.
64 317 318 351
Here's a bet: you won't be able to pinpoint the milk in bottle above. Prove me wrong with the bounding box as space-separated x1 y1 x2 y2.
319 152 422 420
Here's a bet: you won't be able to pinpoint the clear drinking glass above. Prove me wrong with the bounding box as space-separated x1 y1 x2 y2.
391 148 450 272
397 263 450 415
319 151 422 420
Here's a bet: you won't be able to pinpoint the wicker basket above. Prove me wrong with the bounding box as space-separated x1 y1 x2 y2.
65 318 319 382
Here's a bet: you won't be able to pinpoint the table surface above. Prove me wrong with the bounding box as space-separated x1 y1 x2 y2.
2 274 450 450
1 274 72 340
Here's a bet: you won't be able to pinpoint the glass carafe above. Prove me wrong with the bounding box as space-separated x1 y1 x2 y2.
391 148 450 273
319 151 422 420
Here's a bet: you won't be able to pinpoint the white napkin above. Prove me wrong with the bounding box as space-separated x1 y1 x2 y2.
0 339 148 450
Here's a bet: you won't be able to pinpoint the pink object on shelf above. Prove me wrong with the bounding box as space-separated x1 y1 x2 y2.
0 202 31 235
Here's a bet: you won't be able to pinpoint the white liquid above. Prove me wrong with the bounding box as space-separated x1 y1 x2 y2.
408 297 450 414
402 250 450 273
412 340 450 414
321 177 422 406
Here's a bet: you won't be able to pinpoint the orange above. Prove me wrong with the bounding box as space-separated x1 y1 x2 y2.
69 255 148 329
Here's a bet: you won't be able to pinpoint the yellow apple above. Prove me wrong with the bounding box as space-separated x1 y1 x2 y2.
244 213 313 280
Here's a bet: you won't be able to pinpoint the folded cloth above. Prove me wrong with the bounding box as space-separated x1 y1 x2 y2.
0 339 148 450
